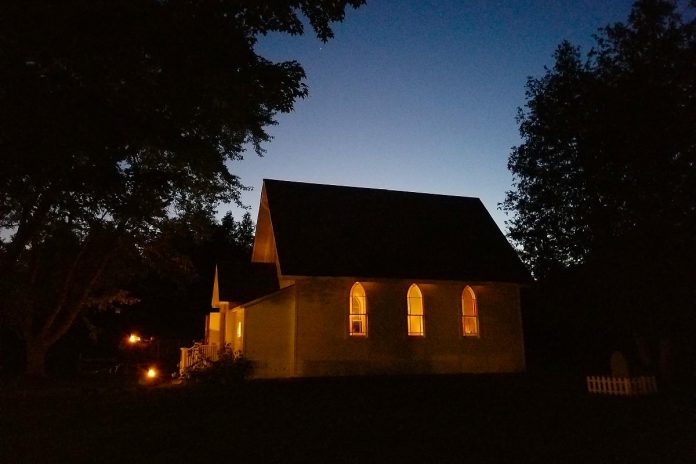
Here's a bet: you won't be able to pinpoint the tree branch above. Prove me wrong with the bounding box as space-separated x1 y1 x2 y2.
45 239 118 347
1 186 56 273
39 233 92 339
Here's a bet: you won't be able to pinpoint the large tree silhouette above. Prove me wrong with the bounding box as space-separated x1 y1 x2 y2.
503 0 696 379
0 0 364 376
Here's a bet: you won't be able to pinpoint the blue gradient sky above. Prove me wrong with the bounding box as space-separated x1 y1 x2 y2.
225 0 636 231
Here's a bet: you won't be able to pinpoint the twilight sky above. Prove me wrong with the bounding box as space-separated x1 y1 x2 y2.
225 0 636 232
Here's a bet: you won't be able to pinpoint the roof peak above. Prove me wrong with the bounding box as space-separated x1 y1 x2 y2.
262 178 481 202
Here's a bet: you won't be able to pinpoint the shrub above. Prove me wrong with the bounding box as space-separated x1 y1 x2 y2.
183 348 253 386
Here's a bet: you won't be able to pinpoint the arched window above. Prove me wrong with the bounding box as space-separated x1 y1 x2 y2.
461 286 479 336
407 284 425 336
349 282 367 336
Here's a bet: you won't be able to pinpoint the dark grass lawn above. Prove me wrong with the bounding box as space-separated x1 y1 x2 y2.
1 374 694 463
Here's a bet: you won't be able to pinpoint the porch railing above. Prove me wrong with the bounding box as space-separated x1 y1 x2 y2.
179 343 219 376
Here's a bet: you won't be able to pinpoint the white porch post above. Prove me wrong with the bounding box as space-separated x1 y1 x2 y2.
218 304 227 353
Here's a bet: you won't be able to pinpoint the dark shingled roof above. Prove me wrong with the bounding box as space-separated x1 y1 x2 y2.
217 262 279 303
263 179 530 283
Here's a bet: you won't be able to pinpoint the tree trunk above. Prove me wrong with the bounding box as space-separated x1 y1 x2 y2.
25 340 49 378
659 336 674 387
634 333 656 373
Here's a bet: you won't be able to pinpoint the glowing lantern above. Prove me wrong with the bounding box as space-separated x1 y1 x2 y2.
128 334 141 344
146 367 158 379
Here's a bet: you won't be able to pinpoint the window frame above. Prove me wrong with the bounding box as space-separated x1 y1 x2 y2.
349 282 368 337
407 284 425 337
461 286 479 337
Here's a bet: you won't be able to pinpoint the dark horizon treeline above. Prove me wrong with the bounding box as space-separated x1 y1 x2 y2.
506 0 696 386
0 212 255 378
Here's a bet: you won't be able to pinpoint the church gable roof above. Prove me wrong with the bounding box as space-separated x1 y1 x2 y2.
215 262 279 305
254 179 530 283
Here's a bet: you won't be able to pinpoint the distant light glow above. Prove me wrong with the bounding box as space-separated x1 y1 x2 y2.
128 334 141 344
146 367 158 379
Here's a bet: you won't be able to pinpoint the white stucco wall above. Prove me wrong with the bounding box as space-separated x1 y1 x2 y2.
239 277 525 378
243 287 296 378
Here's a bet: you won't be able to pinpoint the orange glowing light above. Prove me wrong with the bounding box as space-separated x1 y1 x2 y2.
128 334 141 344
146 367 157 379
407 284 425 336
461 286 479 337
349 282 368 336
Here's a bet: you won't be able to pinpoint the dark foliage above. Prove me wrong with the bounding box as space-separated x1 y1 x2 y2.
504 0 696 277
504 0 696 381
123 211 256 343
0 0 364 376
183 348 254 386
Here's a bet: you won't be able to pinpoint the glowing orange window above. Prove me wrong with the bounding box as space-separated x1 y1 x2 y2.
461 286 479 336
407 284 425 336
349 282 368 336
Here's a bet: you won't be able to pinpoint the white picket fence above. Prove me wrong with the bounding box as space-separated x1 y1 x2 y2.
179 343 219 375
586 375 658 396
